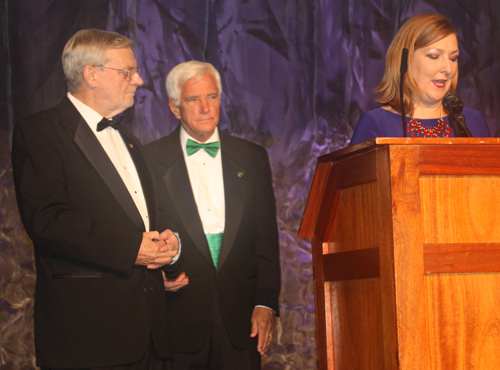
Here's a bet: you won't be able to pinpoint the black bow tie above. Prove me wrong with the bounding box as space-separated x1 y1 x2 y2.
96 116 124 132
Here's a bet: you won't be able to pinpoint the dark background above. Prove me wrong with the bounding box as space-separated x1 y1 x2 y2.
1 1 499 368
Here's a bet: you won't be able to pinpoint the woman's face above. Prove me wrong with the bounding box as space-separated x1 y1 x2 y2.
410 33 459 108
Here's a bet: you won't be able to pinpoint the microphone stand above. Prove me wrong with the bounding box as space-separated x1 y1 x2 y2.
453 104 472 137
443 93 472 137
400 48 409 137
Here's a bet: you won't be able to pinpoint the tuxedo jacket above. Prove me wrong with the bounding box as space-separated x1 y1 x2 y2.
146 126 281 353
12 97 173 368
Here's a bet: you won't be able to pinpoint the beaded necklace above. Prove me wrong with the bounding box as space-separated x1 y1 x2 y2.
406 106 452 137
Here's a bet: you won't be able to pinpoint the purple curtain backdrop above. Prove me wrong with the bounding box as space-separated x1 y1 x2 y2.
1 0 500 369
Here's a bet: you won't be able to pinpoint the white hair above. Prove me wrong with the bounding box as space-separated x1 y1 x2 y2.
166 61 222 105
62 28 133 93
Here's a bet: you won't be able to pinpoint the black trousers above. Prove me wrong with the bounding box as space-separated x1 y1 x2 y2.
168 297 261 370
40 339 170 370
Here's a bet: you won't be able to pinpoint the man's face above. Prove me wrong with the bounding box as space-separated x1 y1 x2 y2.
169 73 220 143
94 48 143 117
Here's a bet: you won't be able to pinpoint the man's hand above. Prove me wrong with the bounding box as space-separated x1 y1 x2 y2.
158 229 178 248
147 229 180 268
135 231 178 269
250 306 276 354
161 270 189 292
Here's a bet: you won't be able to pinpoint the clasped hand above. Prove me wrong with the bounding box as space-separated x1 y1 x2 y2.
161 271 189 292
135 229 179 269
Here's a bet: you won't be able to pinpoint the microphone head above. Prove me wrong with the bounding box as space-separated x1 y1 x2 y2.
443 92 463 114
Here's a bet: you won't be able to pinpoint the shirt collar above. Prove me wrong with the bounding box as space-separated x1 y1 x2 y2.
67 92 107 133
180 126 220 158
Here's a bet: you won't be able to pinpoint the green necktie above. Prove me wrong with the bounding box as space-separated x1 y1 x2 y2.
186 139 220 158
206 233 224 267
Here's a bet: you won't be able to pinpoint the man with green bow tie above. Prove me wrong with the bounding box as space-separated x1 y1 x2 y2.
146 61 281 370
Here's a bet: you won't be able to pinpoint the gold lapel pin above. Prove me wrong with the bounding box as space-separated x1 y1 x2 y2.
237 171 244 178
128 143 134 148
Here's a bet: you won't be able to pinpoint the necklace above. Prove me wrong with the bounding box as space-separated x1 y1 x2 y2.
406 106 451 137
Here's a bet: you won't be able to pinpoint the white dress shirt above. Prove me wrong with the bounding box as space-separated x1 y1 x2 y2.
67 93 150 231
180 126 225 234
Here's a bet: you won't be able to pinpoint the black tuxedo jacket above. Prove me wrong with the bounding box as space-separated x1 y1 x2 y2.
146 126 281 352
12 97 172 368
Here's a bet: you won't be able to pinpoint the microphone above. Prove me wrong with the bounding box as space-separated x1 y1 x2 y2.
400 48 409 137
443 93 472 137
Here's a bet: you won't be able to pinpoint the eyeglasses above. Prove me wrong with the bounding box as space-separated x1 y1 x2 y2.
94 65 140 80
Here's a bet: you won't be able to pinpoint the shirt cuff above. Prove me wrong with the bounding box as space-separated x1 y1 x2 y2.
255 305 275 314
170 232 181 264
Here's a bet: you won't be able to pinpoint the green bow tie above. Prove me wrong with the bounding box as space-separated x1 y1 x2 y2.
186 139 220 158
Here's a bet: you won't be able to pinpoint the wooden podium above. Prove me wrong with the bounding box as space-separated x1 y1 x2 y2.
299 138 500 370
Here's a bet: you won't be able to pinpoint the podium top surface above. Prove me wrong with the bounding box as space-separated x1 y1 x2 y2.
300 137 500 239
318 137 500 163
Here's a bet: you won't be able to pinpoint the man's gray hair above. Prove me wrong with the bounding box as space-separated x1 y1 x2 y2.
166 61 222 105
62 29 133 93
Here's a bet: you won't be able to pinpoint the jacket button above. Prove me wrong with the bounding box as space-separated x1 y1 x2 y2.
143 287 148 294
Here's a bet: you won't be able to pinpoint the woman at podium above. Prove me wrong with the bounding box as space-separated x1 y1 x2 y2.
350 13 490 146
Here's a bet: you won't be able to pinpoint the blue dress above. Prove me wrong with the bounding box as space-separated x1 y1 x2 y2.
349 107 490 146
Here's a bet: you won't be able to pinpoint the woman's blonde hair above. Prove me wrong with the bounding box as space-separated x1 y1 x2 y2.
375 13 458 116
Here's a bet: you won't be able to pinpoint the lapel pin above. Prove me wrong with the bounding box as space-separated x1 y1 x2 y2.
237 171 244 178
128 143 134 148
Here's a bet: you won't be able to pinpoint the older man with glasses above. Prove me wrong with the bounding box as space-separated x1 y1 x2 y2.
12 28 179 370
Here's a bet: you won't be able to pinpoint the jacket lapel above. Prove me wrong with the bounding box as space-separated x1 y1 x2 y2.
61 98 146 232
217 133 246 269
